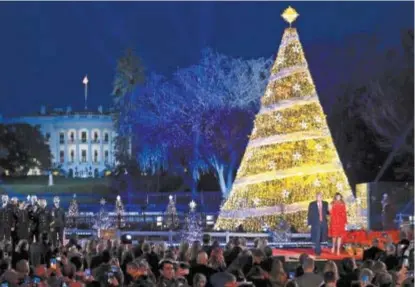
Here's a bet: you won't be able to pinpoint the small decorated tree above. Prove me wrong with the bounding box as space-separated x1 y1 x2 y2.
182 200 202 244
165 195 179 230
115 195 125 228
67 194 79 228
93 198 112 236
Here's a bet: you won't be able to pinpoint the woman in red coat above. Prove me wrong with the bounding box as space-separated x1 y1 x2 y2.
329 193 347 255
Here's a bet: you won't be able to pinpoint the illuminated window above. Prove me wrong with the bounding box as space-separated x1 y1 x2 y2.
94 150 98 163
81 132 87 143
81 150 87 162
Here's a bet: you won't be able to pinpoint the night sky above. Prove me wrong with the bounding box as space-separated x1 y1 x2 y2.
0 1 412 117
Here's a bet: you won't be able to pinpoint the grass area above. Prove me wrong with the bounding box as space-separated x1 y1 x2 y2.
0 176 117 198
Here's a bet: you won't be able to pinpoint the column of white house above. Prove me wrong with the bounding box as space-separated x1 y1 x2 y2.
76 129 80 163
109 132 113 165
100 129 104 165
88 129 92 164
64 130 68 164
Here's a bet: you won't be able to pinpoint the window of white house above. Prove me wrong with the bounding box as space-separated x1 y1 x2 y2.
81 132 87 143
81 150 87 162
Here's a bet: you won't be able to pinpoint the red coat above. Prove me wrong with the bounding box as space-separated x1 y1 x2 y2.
329 202 347 238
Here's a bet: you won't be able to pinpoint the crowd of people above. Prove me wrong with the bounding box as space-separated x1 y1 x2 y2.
0 232 413 287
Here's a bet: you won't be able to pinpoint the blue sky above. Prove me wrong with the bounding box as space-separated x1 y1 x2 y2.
0 1 412 116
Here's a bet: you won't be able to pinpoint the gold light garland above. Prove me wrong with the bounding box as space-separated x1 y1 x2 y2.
251 102 326 140
224 171 348 209
272 40 306 74
238 138 336 177
261 71 316 106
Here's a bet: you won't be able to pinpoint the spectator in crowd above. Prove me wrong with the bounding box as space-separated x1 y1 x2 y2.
178 242 190 263
359 268 375 286
269 258 287 287
382 244 399 271
294 257 323 287
363 239 384 261
294 253 309 278
208 247 226 272
193 273 207 287
126 260 155 287
321 271 337 287
158 259 180 287
189 242 202 267
210 272 237 287
337 257 359 287
322 261 339 281
188 251 216 287
202 235 212 257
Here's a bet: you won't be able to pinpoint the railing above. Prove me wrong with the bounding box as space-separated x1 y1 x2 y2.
63 228 313 245
66 213 218 231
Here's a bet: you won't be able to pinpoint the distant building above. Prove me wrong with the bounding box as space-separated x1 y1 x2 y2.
2 105 118 178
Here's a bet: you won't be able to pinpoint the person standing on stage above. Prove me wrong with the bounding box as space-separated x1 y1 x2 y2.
329 193 347 255
10 197 19 245
27 195 39 242
307 192 329 256
51 196 65 247
37 199 51 242
15 201 30 242
0 195 15 242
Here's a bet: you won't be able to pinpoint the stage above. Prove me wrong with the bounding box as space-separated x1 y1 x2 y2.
272 247 360 261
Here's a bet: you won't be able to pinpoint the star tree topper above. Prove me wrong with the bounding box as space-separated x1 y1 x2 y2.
189 200 197 211
281 6 299 26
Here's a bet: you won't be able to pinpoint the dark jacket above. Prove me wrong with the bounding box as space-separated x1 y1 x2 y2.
363 246 384 261
187 264 216 287
307 201 329 243
37 208 51 233
51 206 66 228
92 263 124 287
15 209 30 240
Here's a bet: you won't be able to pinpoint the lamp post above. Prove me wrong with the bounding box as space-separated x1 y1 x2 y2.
83 75 88 110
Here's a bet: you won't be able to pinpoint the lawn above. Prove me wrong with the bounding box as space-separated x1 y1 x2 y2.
0 176 118 211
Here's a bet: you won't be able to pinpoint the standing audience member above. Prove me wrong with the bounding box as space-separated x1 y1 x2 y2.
321 271 337 287
202 234 212 257
322 260 339 281
294 258 323 287
337 257 359 287
363 239 384 261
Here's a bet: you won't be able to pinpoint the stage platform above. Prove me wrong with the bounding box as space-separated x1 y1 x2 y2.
272 247 360 261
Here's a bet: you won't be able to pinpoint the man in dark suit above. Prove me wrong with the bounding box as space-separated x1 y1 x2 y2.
307 192 329 256
51 196 65 247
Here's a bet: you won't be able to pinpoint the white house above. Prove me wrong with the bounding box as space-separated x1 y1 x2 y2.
2 105 118 178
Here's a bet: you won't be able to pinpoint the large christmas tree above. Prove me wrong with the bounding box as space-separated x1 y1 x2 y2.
215 7 359 232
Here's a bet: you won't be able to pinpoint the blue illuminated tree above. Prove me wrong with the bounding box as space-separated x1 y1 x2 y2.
182 200 202 244
126 48 271 197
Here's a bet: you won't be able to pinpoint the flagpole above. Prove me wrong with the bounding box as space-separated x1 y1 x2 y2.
83 75 89 110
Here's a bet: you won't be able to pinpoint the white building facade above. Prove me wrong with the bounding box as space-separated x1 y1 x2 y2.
3 106 118 177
